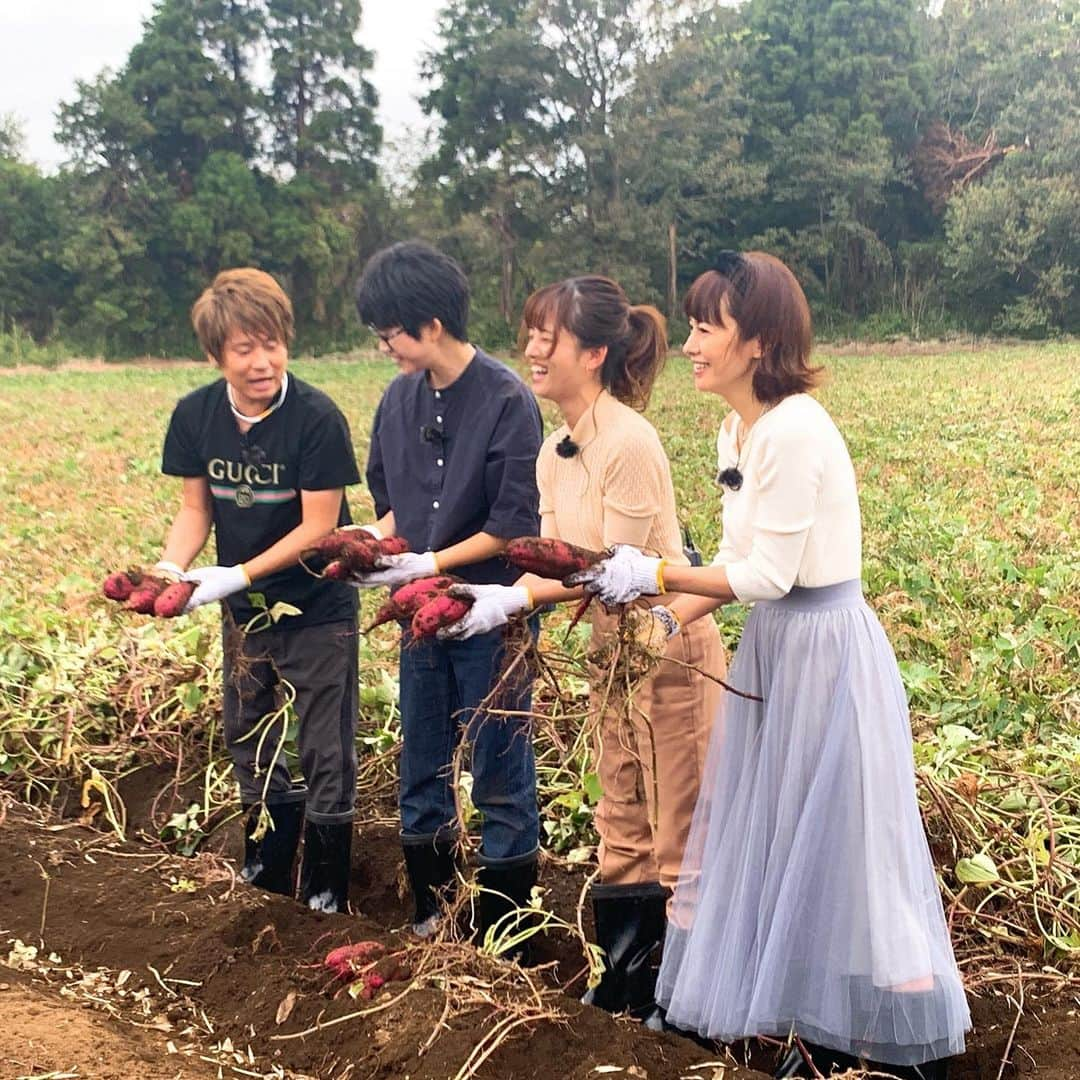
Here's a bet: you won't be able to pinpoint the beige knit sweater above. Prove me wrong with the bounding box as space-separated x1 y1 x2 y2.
536 390 689 566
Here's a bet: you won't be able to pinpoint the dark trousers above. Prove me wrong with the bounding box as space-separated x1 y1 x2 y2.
222 619 358 824
398 621 539 860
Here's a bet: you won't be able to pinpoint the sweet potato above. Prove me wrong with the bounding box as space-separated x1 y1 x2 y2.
103 569 144 602
325 940 385 980
124 576 169 614
354 972 385 1000
365 575 460 631
302 528 376 563
303 531 410 575
322 559 351 581
338 534 410 573
504 536 605 580
411 594 472 639
153 580 197 618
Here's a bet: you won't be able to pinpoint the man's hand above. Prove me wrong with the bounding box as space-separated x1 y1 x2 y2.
350 551 439 590
437 584 532 640
565 544 665 606
183 564 250 611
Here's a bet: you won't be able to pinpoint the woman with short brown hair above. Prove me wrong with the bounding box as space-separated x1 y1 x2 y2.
573 253 970 1079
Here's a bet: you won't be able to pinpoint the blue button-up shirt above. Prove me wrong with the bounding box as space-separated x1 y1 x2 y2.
365 349 542 586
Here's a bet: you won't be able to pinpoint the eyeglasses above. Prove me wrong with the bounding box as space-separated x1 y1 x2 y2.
368 325 407 348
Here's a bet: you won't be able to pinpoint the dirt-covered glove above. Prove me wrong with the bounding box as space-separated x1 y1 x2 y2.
350 551 439 590
153 560 185 584
183 564 251 611
566 544 665 606
351 523 383 539
621 607 672 683
436 584 532 640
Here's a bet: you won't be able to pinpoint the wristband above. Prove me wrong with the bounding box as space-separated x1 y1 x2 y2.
649 605 681 639
239 563 252 586
655 559 668 594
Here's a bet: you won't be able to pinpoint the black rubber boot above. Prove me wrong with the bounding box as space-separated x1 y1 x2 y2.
241 800 303 896
581 882 668 1028
475 850 539 963
773 1042 862 1078
299 820 353 913
402 835 458 937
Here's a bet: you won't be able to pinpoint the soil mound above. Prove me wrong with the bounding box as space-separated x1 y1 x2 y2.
1 798 1076 1079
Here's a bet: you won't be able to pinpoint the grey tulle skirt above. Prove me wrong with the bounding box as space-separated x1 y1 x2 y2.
657 581 970 1066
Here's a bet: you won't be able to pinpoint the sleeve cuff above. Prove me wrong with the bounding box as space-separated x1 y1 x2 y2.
724 560 785 602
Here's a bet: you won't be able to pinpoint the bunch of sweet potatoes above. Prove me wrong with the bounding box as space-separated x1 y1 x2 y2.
301 528 409 579
362 573 473 640
102 569 195 618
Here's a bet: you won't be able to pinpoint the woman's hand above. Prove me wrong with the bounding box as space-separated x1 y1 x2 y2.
566 544 665 606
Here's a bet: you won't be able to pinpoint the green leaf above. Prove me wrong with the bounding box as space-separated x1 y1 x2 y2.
955 853 999 885
999 790 1028 812
583 772 603 805
180 682 204 711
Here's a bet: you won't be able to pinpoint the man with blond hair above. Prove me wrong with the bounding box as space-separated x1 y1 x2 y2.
154 267 361 913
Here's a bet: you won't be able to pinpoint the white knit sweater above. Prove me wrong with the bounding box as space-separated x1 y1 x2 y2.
712 394 863 601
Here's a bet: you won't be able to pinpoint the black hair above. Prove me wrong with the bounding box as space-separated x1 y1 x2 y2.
354 240 470 342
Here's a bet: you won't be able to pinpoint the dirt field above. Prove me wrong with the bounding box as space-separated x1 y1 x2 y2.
2 783 1077 1080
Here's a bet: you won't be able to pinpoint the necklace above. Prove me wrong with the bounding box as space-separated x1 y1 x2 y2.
717 402 774 491
227 372 290 424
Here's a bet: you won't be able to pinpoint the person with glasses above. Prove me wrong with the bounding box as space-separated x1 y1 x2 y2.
569 253 969 1079
350 241 544 949
154 268 362 914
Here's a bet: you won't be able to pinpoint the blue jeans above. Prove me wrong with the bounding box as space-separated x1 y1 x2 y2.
398 620 539 861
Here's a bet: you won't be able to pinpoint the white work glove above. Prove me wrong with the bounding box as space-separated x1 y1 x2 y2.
352 523 383 539
153 560 185 583
565 544 665 606
183 564 251 611
436 584 532 641
352 550 439 590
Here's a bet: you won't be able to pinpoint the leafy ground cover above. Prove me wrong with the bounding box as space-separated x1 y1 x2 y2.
0 342 1078 1077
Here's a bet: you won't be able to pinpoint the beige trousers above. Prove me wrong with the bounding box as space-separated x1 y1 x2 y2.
588 611 725 891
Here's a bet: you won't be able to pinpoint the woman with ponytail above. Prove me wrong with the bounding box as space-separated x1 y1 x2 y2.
442 275 726 1026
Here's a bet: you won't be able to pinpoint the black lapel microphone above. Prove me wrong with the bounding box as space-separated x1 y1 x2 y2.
420 424 445 447
555 435 579 458
717 466 744 491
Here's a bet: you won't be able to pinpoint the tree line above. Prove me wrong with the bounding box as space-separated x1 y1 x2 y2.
1 0 1077 360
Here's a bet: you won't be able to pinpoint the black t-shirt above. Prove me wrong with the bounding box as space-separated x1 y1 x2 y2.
162 375 360 631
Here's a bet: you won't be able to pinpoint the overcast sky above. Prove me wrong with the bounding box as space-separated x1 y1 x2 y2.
0 0 443 172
